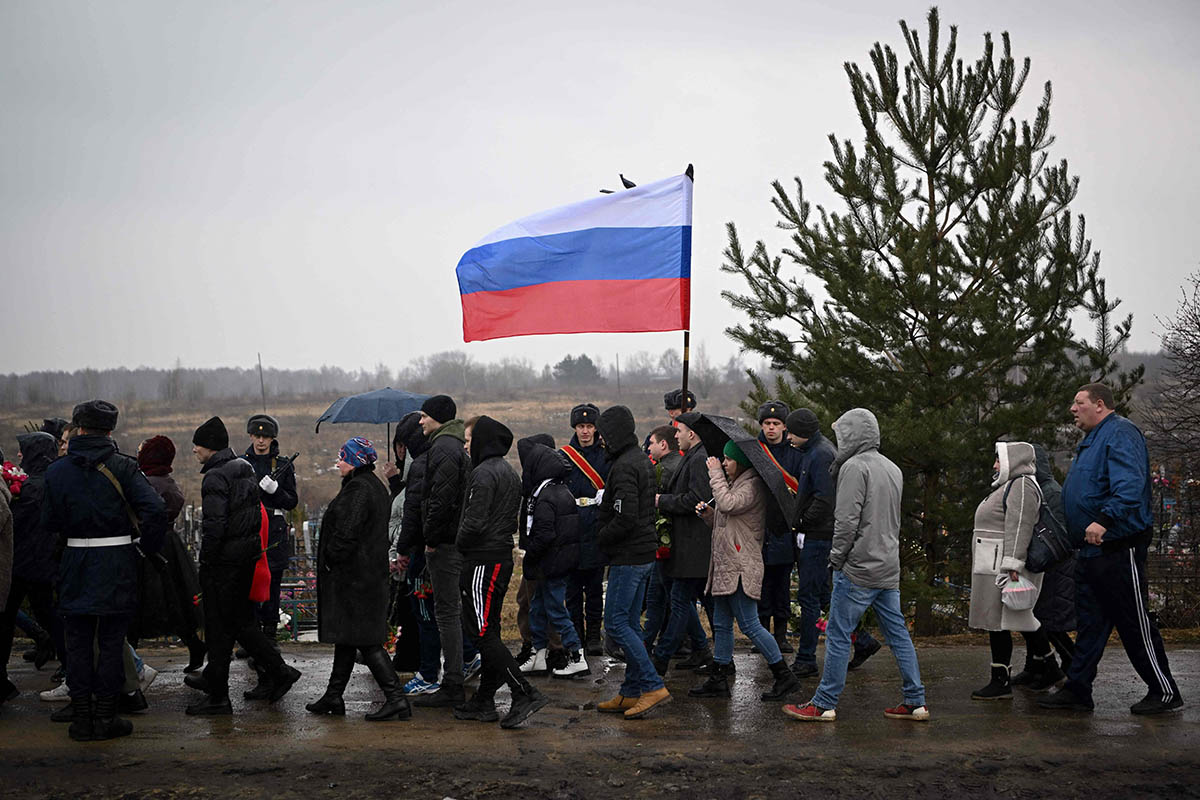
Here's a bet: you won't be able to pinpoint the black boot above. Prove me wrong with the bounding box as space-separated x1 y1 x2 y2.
774 617 794 654
243 667 274 700
1029 654 1066 692
306 646 354 716
184 637 207 674
677 644 714 671
651 653 670 676
761 659 800 701
363 647 411 721
32 636 56 670
67 696 94 742
688 662 732 697
1010 653 1037 686
971 664 1012 700
92 695 133 739
585 626 603 657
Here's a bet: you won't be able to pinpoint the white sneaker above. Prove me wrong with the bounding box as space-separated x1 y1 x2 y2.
552 649 590 679
39 683 70 702
138 664 158 692
519 647 548 674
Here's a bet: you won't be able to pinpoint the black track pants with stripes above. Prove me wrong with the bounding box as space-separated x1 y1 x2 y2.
461 560 532 702
1065 544 1180 704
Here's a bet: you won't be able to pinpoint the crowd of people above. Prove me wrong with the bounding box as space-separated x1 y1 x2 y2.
0 381 1183 741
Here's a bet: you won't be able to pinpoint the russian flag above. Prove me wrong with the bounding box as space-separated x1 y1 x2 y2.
456 172 692 342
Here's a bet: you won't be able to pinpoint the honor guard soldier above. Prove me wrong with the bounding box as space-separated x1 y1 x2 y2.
562 403 610 655
243 414 298 641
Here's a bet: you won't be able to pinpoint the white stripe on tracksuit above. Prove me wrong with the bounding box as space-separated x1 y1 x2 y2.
1128 549 1174 700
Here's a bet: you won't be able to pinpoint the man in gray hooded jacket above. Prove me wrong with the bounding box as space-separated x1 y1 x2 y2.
783 408 928 722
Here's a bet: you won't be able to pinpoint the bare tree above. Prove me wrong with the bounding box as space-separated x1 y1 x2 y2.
1146 272 1200 461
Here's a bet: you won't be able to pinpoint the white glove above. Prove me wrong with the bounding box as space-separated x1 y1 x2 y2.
795 533 806 550
593 489 604 505
259 475 279 494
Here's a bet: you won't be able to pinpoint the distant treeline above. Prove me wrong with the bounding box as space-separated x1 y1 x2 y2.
0 345 756 407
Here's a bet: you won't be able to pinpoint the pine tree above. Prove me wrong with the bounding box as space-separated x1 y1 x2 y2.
722 8 1140 631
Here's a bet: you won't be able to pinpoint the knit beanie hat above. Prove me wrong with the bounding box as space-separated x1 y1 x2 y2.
785 408 820 439
421 394 457 424
339 436 377 468
193 416 229 451
138 435 176 476
758 400 790 424
723 439 752 468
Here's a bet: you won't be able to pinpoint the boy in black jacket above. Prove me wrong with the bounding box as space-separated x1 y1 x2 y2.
453 416 548 728
521 442 587 678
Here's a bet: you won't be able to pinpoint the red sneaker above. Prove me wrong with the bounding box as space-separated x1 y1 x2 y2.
782 701 836 722
883 702 929 721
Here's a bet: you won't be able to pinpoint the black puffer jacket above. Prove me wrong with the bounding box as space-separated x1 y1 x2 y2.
456 416 520 564
12 432 59 583
517 434 555 551
1033 444 1076 632
199 448 263 566
521 443 580 580
656 443 713 579
595 406 656 566
318 464 391 645
422 419 470 548
396 425 432 558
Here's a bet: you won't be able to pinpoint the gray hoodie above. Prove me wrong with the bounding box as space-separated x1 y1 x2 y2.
828 409 904 589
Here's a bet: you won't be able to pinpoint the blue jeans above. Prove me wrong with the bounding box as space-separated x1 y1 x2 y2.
713 585 781 665
531 576 582 652
812 571 925 709
605 564 664 697
652 576 708 660
794 539 833 666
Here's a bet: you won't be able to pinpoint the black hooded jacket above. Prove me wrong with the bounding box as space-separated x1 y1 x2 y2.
422 419 470 548
42 434 167 615
396 425 432 557
595 406 656 566
1033 444 1076 631
517 433 555 551
199 448 263 566
456 416 521 564
520 442 580 580
12 432 59 583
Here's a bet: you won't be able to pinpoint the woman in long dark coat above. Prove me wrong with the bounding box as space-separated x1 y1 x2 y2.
306 437 409 721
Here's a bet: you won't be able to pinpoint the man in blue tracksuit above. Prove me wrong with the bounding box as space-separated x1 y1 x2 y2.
1039 383 1183 715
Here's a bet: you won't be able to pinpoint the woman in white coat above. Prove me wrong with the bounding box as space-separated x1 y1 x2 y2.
969 441 1056 700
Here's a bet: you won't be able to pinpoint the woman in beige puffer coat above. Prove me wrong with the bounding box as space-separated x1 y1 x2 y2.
688 440 798 703
969 441 1056 701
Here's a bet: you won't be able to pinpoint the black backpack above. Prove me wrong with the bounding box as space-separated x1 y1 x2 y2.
1001 477 1074 573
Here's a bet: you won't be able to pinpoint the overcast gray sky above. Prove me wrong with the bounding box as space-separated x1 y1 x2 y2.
2 0 1197 376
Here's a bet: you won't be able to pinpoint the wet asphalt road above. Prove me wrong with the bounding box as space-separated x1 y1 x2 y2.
3 641 1200 798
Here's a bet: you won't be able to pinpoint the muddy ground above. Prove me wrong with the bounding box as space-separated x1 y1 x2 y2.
3 642 1200 799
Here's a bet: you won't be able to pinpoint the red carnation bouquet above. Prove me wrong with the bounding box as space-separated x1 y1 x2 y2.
2 461 27 497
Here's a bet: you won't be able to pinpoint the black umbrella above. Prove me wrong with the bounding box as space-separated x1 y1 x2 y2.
685 413 799 528
315 387 431 457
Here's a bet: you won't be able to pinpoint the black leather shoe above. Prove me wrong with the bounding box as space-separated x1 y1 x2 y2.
184 639 207 674
790 661 819 679
848 639 881 670
412 685 465 708
243 674 274 700
185 694 233 716
268 665 301 702
500 687 548 729
118 689 149 714
305 692 346 716
1037 687 1094 712
184 673 210 693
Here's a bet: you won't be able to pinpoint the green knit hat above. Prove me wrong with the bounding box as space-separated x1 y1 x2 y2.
723 439 752 468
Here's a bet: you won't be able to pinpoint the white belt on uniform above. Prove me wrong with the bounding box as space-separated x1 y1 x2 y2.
272 509 287 517
66 536 133 548
576 497 595 507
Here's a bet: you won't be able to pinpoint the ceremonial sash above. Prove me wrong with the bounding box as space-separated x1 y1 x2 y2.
757 441 799 494
561 446 605 491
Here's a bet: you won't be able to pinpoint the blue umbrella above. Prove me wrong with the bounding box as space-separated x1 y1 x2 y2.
314 388 431 443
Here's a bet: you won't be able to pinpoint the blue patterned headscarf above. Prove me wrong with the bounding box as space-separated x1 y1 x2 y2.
338 437 377 468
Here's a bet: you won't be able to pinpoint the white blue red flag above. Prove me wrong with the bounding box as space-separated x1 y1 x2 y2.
456 172 693 341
